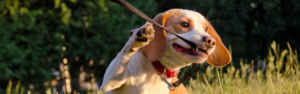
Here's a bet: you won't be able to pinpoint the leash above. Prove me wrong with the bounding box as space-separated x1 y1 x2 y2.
111 0 198 50
159 64 198 90
111 0 198 90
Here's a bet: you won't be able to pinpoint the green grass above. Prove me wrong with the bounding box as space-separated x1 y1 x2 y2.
6 41 299 94
188 41 299 94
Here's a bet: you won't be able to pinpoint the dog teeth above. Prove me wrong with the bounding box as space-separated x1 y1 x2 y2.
196 47 199 52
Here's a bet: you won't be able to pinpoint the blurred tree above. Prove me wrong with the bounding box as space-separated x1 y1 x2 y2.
0 0 157 92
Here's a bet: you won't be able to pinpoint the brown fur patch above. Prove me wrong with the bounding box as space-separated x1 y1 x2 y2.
141 12 169 61
165 10 195 34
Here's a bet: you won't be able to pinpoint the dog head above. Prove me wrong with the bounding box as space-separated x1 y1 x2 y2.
142 9 231 70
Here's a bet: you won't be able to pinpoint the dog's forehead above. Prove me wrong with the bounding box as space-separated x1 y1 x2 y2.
167 9 207 22
166 9 208 29
181 10 207 26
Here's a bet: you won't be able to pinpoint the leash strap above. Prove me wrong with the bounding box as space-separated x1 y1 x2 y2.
111 0 198 49
171 64 198 88
111 0 199 91
157 64 198 90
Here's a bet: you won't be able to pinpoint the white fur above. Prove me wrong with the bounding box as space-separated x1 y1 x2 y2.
100 9 215 94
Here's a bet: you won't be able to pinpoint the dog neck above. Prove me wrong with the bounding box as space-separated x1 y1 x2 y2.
151 61 179 78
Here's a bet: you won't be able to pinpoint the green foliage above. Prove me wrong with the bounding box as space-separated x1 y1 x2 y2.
0 0 157 92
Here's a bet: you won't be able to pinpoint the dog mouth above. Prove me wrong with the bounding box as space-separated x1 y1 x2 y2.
172 43 207 57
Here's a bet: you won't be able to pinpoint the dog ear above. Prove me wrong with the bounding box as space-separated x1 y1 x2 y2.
205 22 231 67
142 12 169 62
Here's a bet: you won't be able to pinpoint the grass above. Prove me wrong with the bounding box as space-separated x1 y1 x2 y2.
188 41 299 94
6 41 299 94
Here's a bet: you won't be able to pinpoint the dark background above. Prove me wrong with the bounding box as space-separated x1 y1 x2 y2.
0 0 299 93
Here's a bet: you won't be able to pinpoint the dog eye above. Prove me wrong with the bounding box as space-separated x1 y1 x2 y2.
205 26 208 32
180 22 189 28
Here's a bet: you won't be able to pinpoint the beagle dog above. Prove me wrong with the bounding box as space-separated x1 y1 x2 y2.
100 9 231 94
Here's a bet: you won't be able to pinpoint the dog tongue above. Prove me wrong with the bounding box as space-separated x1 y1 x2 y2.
173 44 184 52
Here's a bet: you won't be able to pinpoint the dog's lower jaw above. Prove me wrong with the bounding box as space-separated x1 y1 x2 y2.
159 55 194 71
159 48 194 71
159 45 208 71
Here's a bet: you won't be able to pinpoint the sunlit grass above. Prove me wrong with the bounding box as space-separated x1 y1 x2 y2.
188 41 299 94
6 41 299 94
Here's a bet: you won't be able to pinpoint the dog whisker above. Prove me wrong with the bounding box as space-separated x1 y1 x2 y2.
215 46 224 51
211 53 218 64
213 49 226 64
209 50 221 65
214 49 223 55
208 20 219 24
206 9 212 20
210 52 216 61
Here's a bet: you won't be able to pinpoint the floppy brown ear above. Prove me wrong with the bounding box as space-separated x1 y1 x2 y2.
205 23 231 67
142 12 169 62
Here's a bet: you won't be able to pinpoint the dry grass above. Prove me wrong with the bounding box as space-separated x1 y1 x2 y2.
188 41 299 94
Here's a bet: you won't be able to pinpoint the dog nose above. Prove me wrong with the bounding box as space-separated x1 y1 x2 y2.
203 36 216 48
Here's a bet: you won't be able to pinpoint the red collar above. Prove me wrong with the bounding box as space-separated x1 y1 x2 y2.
151 61 178 78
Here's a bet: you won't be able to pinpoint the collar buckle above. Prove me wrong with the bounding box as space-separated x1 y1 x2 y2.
158 72 177 91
